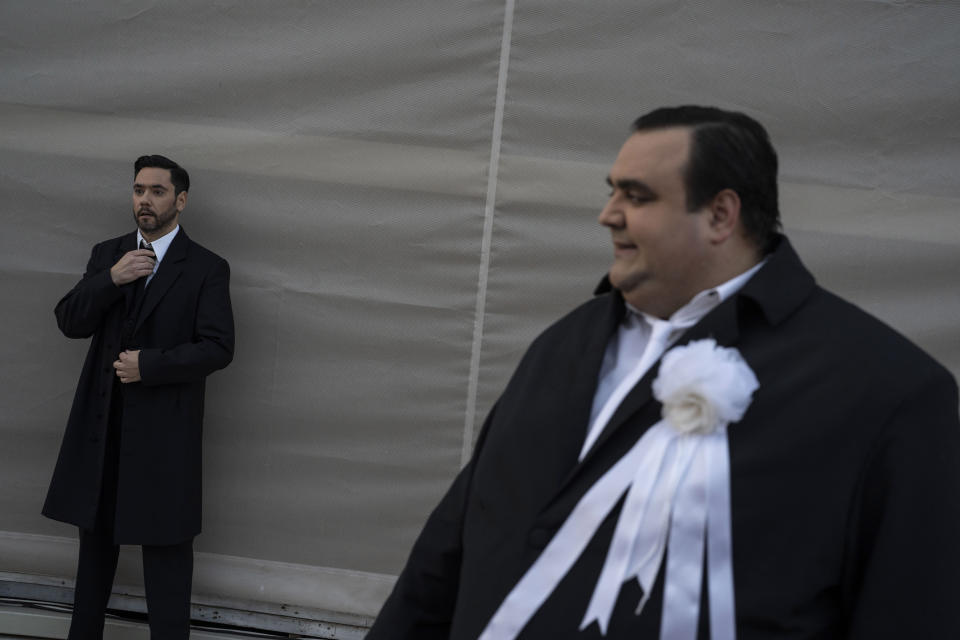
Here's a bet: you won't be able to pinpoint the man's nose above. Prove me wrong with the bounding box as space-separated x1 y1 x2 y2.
598 198 621 227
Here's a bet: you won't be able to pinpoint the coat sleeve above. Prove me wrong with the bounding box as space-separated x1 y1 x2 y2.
843 368 960 638
54 242 124 339
366 405 497 640
138 257 234 385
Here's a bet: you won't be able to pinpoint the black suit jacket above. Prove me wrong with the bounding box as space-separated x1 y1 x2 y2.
43 227 234 545
369 236 960 639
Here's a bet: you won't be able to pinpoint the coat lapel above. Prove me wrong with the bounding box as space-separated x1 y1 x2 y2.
550 292 627 467
134 229 188 332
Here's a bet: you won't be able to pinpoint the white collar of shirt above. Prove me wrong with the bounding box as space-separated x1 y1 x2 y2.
136 224 179 284
581 258 768 460
628 258 767 327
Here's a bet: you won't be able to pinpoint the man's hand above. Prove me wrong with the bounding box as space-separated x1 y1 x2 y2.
114 349 142 384
110 249 156 286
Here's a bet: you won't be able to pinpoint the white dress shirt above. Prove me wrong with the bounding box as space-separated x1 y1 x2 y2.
580 260 766 460
137 224 179 287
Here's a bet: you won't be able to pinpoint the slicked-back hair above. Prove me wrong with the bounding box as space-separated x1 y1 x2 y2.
632 106 781 253
134 155 190 195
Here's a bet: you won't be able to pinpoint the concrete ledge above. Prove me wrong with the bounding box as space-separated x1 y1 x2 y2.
0 530 391 619
0 601 299 640
0 580 368 640
1 529 384 639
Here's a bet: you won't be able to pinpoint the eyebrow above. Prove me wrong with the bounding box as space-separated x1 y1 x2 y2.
133 183 169 190
606 176 656 196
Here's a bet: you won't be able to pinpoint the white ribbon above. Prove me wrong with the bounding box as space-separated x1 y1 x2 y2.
477 423 670 640
657 428 736 640
479 340 755 640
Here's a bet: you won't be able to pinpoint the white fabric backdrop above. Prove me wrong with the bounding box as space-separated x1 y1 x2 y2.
1 0 958 621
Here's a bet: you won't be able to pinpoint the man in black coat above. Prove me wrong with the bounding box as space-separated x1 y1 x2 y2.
368 107 960 639
43 155 234 639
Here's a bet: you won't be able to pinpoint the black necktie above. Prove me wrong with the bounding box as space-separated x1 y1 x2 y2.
122 242 152 349
131 241 154 310
138 240 154 289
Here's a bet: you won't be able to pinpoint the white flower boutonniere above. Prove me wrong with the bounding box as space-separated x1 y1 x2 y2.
653 338 759 435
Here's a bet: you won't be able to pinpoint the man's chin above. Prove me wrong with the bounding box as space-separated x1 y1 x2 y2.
607 268 640 293
609 271 657 307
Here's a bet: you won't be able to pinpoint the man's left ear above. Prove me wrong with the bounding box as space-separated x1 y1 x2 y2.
706 189 741 243
176 190 188 213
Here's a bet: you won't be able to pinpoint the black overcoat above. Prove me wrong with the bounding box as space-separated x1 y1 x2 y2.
369 236 960 639
43 227 234 545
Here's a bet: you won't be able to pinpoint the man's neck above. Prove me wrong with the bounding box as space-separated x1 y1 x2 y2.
629 252 765 320
139 224 179 244
141 227 173 243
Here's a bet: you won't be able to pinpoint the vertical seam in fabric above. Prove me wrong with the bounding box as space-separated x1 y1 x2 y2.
462 0 515 468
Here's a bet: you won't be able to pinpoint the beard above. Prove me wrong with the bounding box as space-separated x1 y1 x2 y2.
134 205 177 235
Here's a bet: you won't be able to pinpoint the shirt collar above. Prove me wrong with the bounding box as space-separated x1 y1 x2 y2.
711 258 767 305
626 258 768 328
137 224 180 265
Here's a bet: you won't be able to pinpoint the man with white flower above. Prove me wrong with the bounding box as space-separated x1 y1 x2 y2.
368 106 960 639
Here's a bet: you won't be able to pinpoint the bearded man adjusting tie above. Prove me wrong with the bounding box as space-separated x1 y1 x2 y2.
44 155 234 639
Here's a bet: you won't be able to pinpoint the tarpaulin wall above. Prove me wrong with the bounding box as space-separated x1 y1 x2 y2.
2 0 958 628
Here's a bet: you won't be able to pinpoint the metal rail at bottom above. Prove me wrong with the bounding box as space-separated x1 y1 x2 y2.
0 577 370 640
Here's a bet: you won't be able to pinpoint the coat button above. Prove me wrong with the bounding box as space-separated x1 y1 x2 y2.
529 527 553 549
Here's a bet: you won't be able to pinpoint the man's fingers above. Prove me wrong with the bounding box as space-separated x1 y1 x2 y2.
124 249 155 260
123 251 156 270
111 250 156 286
131 258 156 270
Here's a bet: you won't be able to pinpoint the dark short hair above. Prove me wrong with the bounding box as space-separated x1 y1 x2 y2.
632 106 780 253
134 155 190 195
